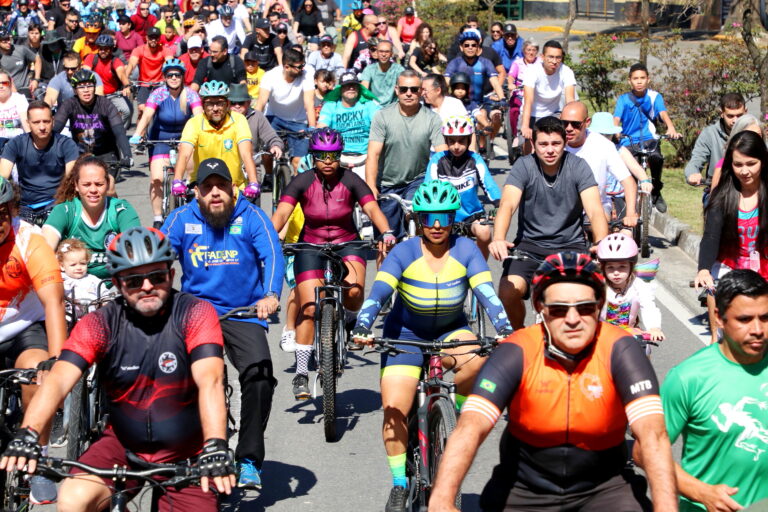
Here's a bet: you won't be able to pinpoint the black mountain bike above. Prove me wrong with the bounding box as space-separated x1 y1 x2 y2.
0 368 37 511
452 212 494 339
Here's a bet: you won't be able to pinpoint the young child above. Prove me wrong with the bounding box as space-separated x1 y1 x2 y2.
160 25 182 51
243 51 265 108
57 238 106 315
596 233 665 343
613 62 680 213
424 115 500 259
313 69 336 119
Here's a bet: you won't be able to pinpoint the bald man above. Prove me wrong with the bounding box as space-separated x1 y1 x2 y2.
342 13 379 69
561 101 638 227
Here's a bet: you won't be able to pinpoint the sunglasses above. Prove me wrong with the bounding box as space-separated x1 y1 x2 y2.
119 269 171 290
462 43 478 48
312 150 341 162
288 64 305 70
0 81 10 87
64 66 78 71
561 119 584 129
277 29 288 34
543 300 600 318
204 99 228 108
377 21 386 25
397 85 419 94
418 212 454 228
165 72 183 78
0 38 11 43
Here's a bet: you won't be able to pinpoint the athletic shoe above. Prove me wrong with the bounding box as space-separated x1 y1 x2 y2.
153 220 163 230
50 409 67 448
280 327 297 352
237 458 262 489
385 486 408 512
30 475 57 505
652 194 667 213
292 374 310 400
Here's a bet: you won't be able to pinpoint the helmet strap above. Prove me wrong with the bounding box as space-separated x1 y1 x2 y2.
541 320 583 363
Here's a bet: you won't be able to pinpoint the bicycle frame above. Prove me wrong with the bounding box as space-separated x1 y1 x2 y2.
378 193 416 239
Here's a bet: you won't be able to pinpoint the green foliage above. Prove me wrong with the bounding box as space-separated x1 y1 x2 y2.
571 34 630 113
650 33 760 166
412 0 482 51
374 0 410 22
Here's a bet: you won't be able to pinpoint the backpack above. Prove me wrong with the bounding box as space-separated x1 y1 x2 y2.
206 54 238 84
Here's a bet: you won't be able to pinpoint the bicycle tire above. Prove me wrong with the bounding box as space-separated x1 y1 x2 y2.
273 163 292 215
427 399 460 508
476 299 486 339
503 110 515 165
405 411 422 511
162 171 174 218
464 294 478 332
66 373 90 460
640 192 651 258
320 302 337 442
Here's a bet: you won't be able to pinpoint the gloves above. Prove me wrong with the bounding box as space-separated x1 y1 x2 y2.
197 438 235 478
3 427 41 462
243 182 261 198
487 208 498 219
351 326 373 341
495 328 514 341
129 135 142 144
36 357 56 372
381 231 396 246
172 179 187 197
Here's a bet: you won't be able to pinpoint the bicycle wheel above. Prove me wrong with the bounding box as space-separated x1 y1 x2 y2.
427 399 461 508
405 410 422 511
503 110 515 165
476 299 486 339
463 294 478 332
273 163 292 214
640 192 651 258
66 372 90 460
320 302 337 442
162 171 174 218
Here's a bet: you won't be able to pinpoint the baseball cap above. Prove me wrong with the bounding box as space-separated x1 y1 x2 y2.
187 35 203 48
146 27 161 38
404 6 414 15
197 158 232 183
117 15 132 25
244 50 260 61
503 22 517 34
254 18 270 29
339 69 360 86
276 22 288 32
319 34 333 45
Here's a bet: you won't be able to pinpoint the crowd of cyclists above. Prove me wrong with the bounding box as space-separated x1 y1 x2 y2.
0 0 762 510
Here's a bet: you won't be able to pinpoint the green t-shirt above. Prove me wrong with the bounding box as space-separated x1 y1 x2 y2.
369 103 445 187
662 343 768 511
360 61 404 106
45 197 141 279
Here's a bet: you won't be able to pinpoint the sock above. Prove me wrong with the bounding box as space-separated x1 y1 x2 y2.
388 453 407 488
41 445 49 456
455 394 467 413
153 215 163 222
295 345 313 375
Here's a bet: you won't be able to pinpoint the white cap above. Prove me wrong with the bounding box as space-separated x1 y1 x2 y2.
188 35 203 49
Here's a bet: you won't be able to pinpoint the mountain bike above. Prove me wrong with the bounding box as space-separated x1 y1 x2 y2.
369 336 498 511
35 455 203 512
283 239 377 442
452 212 494 339
135 139 183 219
0 368 37 511
378 193 416 240
271 130 311 214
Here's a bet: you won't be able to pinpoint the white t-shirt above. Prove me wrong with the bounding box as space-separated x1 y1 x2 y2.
522 62 577 118
566 130 631 211
432 96 468 122
261 66 315 123
0 93 28 139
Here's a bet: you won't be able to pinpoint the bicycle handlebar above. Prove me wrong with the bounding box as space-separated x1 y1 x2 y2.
282 239 377 256
369 336 499 356
377 193 413 213
35 456 201 486
0 368 37 385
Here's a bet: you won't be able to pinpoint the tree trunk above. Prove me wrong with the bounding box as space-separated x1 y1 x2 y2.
640 0 650 64
563 0 577 53
741 5 768 112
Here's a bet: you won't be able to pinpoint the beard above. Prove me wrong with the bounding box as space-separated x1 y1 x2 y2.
200 198 235 230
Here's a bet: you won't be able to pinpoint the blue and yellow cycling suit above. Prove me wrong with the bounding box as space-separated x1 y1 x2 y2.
356 235 511 378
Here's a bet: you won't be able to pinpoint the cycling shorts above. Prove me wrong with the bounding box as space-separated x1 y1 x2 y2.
73 428 217 512
149 137 181 162
501 242 587 299
137 86 155 106
293 243 367 285
380 323 474 379
0 322 48 368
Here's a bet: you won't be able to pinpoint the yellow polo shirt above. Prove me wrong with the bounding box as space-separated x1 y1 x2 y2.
180 111 252 187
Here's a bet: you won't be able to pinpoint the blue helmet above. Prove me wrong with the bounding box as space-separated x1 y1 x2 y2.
350 0 362 9
458 28 482 44
162 57 186 75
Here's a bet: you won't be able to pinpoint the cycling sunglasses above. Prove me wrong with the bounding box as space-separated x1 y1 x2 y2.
543 300 600 318
418 212 455 228
165 72 183 79
312 150 342 162
119 269 171 290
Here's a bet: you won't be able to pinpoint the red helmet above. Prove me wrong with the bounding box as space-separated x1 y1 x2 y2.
531 252 605 306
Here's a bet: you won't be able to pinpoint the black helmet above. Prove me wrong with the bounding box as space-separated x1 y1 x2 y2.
0 176 14 205
449 72 471 87
106 227 176 276
70 68 97 87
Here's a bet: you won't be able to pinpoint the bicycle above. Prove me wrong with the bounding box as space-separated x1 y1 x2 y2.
377 193 416 240
368 336 498 511
34 455 203 512
271 130 311 214
0 368 37 511
340 153 373 240
135 139 183 219
452 211 494 339
478 96 508 163
283 239 377 442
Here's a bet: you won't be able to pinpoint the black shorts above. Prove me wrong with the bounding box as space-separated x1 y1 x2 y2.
137 85 155 106
501 242 587 299
0 322 48 368
293 243 367 285
480 471 651 511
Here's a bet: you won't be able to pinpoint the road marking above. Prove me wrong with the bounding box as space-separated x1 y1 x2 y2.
656 283 710 346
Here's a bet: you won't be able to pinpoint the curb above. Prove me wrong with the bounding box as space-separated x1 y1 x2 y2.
519 25 593 35
651 209 701 263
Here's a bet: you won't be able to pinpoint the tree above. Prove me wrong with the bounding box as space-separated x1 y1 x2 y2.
562 0 577 53
640 0 651 64
741 6 768 112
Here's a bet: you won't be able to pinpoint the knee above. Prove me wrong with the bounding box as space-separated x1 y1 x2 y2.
346 285 364 305
499 279 525 300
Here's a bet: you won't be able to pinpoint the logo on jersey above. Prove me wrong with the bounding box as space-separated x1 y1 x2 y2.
5 256 22 279
188 242 239 268
223 139 234 151
479 379 496 393
104 230 118 250
185 223 203 234
158 352 178 373
579 373 603 401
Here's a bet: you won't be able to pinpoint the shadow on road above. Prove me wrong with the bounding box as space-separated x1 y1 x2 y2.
220 460 317 511
284 387 381 440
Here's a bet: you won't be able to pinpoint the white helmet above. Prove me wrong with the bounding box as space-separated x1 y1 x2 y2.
442 115 474 137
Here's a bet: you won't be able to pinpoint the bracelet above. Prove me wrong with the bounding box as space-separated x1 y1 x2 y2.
640 179 651 184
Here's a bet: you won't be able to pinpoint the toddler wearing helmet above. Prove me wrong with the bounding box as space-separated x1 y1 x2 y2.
596 233 665 343
423 115 501 259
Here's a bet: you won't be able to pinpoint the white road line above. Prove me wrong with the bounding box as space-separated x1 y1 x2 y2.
655 282 710 346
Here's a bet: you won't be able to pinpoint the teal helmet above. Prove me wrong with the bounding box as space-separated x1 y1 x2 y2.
199 80 230 97
412 181 460 213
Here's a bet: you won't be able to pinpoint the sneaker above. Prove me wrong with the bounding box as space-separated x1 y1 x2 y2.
30 475 57 505
652 194 667 213
50 409 67 448
385 485 408 512
280 328 297 352
237 458 262 489
292 374 310 400
152 220 163 230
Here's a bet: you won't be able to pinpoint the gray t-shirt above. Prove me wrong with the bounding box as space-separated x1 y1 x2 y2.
505 152 597 248
0 45 37 90
369 103 444 187
49 70 104 104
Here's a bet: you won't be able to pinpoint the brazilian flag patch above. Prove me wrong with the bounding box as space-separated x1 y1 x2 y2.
479 379 496 393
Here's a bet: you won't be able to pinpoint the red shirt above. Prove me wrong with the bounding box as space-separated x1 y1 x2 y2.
115 30 144 55
130 13 158 38
131 44 174 82
85 54 125 94
179 50 208 86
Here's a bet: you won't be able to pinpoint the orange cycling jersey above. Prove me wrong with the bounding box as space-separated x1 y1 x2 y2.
0 221 62 341
464 322 663 495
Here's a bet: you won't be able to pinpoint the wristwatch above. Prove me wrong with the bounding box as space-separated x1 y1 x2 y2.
264 292 279 300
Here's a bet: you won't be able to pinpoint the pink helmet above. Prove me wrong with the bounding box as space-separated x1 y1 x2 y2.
309 127 344 152
596 233 638 262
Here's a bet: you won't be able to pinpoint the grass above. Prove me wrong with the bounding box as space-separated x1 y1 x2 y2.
660 167 705 235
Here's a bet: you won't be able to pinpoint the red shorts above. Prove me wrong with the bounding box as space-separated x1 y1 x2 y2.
71 428 217 512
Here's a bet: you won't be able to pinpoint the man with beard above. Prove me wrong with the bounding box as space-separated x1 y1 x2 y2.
162 157 284 490
0 226 236 510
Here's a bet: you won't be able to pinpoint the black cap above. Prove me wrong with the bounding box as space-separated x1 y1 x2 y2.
146 27 161 38
404 6 414 15
197 158 232 183
339 69 360 86
254 18 270 29
319 34 333 45
117 14 132 25
243 50 260 61
503 23 517 34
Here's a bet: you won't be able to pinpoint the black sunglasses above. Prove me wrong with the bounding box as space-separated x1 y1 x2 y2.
561 119 584 130
543 301 600 318
397 85 419 94
119 269 170 290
